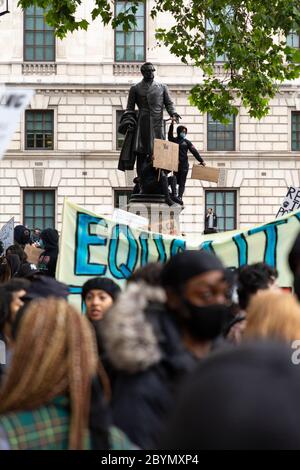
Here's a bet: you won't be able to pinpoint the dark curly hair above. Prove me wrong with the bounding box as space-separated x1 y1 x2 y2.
237 262 278 310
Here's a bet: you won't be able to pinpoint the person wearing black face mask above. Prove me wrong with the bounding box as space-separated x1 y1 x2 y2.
168 119 205 203
100 251 230 450
161 250 231 359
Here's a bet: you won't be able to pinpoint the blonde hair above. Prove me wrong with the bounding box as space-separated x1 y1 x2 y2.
0 297 98 449
245 290 300 343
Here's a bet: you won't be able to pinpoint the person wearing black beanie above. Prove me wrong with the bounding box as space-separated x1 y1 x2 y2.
161 250 230 359
82 277 121 322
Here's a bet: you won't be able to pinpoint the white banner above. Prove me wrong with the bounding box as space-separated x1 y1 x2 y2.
276 187 300 218
0 217 14 251
0 88 34 160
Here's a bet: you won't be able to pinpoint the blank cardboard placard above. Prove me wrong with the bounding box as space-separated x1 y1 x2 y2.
191 164 220 183
153 139 179 172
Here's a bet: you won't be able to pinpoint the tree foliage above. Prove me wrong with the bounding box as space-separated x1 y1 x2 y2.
18 0 300 122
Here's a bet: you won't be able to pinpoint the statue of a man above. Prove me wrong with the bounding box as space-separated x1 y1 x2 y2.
118 62 181 176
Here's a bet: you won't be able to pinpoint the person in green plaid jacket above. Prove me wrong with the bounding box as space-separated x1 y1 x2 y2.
0 297 137 450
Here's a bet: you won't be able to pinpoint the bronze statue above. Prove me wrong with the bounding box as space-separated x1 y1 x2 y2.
118 62 181 177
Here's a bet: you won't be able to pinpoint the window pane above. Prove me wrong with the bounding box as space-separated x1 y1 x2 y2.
25 192 34 204
35 32 44 46
135 47 144 61
25 218 34 228
35 193 43 204
226 218 235 230
226 205 235 217
45 31 54 45
25 47 34 61
45 205 53 216
125 46 135 61
216 206 224 217
25 32 34 45
135 32 144 46
45 47 55 61
35 206 44 217
35 47 44 60
125 32 134 46
35 218 44 228
206 192 215 205
35 17 45 29
26 134 34 148
116 32 125 46
216 193 225 204
24 205 34 217
226 192 234 204
116 47 125 61
45 218 54 228
45 192 54 204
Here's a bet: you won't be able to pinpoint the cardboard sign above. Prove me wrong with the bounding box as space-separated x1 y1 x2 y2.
276 187 300 218
0 217 14 251
24 244 43 265
0 88 34 160
112 208 149 229
191 164 220 183
153 138 179 172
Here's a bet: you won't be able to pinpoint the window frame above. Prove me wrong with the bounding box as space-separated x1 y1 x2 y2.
114 1 146 63
23 6 56 62
205 189 237 232
292 111 300 152
25 110 54 150
23 189 56 230
207 113 236 151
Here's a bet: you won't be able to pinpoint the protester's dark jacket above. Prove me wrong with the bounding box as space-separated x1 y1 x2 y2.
118 111 137 172
101 283 198 450
38 229 59 278
168 123 204 170
204 213 218 230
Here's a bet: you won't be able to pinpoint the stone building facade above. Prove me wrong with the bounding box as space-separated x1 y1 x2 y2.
0 0 300 237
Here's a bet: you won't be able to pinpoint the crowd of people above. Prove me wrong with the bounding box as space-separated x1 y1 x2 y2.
1 224 300 449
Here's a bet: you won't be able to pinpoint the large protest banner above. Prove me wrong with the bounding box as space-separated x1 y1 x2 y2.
57 199 300 309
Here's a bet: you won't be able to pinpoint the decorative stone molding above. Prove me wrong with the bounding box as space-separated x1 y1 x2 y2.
113 63 141 75
22 63 57 75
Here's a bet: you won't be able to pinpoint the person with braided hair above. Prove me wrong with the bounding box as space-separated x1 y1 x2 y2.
0 297 98 450
0 297 136 450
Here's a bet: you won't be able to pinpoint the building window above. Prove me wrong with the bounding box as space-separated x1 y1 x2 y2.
292 111 300 151
24 6 55 61
205 190 237 232
23 190 55 230
206 18 227 62
115 1 145 62
207 114 235 151
114 189 133 209
25 110 54 150
287 31 300 48
116 110 125 150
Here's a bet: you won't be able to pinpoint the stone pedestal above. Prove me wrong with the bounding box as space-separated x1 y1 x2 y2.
127 193 183 235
